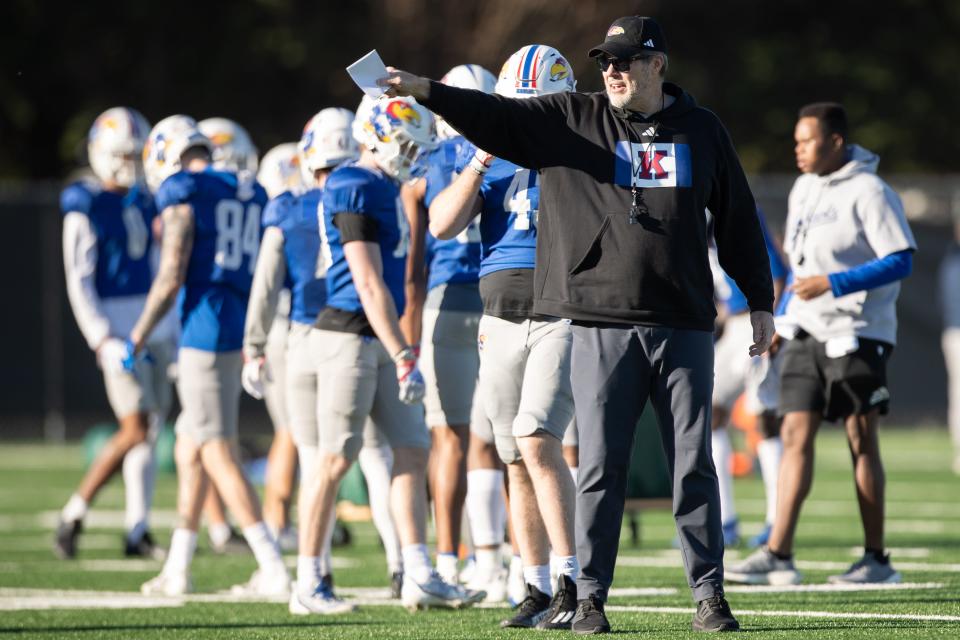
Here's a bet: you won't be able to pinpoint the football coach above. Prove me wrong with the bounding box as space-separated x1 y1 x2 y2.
381 16 774 634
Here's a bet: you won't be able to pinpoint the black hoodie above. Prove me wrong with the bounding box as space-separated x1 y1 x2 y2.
421 81 773 330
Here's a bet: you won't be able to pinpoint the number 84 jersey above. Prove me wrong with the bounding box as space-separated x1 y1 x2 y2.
455 142 538 278
156 167 267 352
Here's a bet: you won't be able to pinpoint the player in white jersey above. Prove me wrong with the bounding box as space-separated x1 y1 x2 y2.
133 115 290 597
728 102 915 586
56 107 178 560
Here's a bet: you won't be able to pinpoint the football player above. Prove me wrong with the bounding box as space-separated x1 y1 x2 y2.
56 107 177 560
305 96 482 612
242 111 402 613
708 210 788 548
406 64 510 595
133 115 289 596
428 45 580 630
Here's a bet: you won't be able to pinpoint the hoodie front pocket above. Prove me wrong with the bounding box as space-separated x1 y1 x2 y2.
569 215 612 276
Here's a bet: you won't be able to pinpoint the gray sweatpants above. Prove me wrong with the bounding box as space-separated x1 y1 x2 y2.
570 324 723 603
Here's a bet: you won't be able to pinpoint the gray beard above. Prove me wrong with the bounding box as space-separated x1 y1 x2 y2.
607 89 632 109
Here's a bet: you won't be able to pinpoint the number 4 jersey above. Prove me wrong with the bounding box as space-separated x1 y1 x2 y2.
156 167 267 352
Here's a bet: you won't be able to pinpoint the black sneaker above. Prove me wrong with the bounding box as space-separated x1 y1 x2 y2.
500 583 550 628
124 531 165 560
571 594 611 635
53 519 82 559
390 570 404 599
692 595 740 632
536 574 577 630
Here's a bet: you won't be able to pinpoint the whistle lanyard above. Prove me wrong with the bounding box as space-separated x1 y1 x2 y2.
626 121 661 224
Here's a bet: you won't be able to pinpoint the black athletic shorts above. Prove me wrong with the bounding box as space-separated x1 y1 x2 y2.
778 331 893 422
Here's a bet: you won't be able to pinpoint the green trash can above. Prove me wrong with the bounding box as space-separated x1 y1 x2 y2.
83 423 118 469
336 461 369 506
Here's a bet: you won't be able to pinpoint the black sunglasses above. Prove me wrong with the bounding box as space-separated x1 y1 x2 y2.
595 54 652 72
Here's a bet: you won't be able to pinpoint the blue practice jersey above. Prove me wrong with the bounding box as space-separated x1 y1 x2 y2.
156 167 267 352
60 179 158 298
718 209 788 315
454 142 537 278
320 164 409 317
263 188 328 325
423 137 481 290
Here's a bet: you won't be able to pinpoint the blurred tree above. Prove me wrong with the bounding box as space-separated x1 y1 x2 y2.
1 0 956 179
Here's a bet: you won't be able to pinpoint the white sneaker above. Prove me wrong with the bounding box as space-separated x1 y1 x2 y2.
288 584 356 615
230 567 291 598
275 527 299 553
827 553 902 584
466 567 508 603
401 571 486 612
725 547 802 586
141 571 193 596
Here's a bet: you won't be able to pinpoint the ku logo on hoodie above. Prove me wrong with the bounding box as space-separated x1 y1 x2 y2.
615 141 692 188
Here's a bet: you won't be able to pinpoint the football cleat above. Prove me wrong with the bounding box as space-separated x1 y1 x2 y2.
141 571 193 596
53 519 82 559
536 574 578 630
390 570 404 600
401 571 485 612
501 583 550 628
288 583 356 615
124 530 165 560
229 567 291 598
827 553 902 584
725 547 801 585
466 566 508 603
722 519 741 547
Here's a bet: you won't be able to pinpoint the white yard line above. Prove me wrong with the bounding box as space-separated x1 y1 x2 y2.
606 604 960 623
618 555 960 573
723 581 943 594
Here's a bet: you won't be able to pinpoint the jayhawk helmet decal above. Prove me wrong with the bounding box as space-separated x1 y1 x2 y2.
87 107 151 188
360 97 437 182
495 44 576 98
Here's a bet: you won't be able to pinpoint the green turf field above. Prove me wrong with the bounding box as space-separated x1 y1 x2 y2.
1 427 958 639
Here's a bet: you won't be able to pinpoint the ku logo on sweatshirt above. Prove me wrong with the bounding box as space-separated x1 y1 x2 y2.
614 141 692 188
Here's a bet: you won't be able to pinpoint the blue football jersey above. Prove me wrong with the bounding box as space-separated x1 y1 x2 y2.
156 167 267 352
423 137 481 290
264 188 328 325
320 164 408 317
60 180 158 298
718 209 788 315
455 142 537 278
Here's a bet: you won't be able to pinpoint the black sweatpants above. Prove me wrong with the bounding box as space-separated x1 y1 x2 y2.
570 324 724 602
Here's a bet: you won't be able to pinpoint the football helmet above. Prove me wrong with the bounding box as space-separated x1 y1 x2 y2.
494 44 576 98
87 107 151 188
257 143 304 199
352 95 377 149
436 64 496 140
359 97 437 182
142 115 213 193
298 108 359 177
198 117 259 173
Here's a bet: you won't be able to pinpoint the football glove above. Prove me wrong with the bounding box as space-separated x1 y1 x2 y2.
241 357 270 400
393 346 425 405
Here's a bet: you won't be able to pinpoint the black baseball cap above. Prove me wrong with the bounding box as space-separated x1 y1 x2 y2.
588 16 668 60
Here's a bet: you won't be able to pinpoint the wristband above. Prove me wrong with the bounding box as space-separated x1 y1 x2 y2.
393 346 417 364
468 157 489 176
